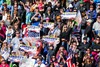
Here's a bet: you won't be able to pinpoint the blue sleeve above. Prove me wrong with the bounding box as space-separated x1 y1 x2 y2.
92 10 97 19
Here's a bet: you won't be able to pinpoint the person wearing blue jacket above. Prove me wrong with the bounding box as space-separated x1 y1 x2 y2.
94 0 100 3
86 5 97 22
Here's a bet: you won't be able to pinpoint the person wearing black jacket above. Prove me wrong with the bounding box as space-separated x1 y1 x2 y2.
84 19 93 41
90 36 100 51
61 25 72 51
79 37 90 58
39 23 48 39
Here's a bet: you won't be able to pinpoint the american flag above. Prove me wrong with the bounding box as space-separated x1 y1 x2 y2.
75 10 82 26
66 54 76 67
28 31 40 38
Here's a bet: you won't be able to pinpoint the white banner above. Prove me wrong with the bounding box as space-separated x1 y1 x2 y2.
43 22 54 29
61 12 77 19
28 25 40 38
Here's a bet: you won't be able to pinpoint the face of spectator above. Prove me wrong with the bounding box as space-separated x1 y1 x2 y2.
35 8 39 13
7 15 11 20
2 42 7 48
59 64 64 67
72 42 77 49
98 5 100 8
16 31 20 37
86 49 90 54
0 22 4 26
14 24 18 29
87 22 91 26
80 3 83 6
46 19 50 22
90 6 93 11
97 16 100 23
83 39 87 43
60 9 64 14
47 9 51 13
95 38 100 44
59 47 64 52
63 26 67 30
75 54 78 58
39 23 43 28
26 1 30 6
36 0 39 4
69 8 73 11
57 2 60 7
14 6 18 10
73 42 77 46
51 56 56 61
49 46 53 50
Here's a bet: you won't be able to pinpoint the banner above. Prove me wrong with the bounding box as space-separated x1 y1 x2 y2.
43 22 54 29
1 51 9 60
42 37 57 43
28 25 40 38
19 58 35 67
8 56 24 62
42 36 60 48
23 37 41 47
61 12 77 19
19 46 37 54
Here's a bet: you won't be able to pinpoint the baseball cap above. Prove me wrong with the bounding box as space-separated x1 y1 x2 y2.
86 19 92 23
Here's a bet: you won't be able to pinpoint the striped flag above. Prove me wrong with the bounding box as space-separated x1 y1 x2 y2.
66 54 76 67
66 54 72 67
75 10 82 26
28 31 40 38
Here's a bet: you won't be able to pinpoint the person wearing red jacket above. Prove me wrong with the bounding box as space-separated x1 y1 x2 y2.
0 60 9 67
0 21 6 41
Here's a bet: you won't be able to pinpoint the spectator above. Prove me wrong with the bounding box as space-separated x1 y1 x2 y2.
86 5 97 22
47 45 55 64
84 19 93 41
11 31 21 51
34 57 46 67
92 14 100 37
79 37 90 58
77 1 85 12
0 60 9 67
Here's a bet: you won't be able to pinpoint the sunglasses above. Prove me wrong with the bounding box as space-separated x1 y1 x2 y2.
16 33 20 34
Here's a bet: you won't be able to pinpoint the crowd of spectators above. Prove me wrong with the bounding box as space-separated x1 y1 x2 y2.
0 0 100 67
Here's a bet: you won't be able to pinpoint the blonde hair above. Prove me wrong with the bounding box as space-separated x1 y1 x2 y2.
62 25 67 32
7 14 11 20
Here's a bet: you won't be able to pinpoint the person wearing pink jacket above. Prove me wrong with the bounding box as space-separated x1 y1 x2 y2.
0 60 9 67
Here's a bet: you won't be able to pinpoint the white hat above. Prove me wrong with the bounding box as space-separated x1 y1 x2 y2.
3 40 7 43
68 4 73 8
86 19 92 23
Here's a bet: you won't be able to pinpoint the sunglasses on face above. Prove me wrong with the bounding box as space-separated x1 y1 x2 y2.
16 33 20 34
